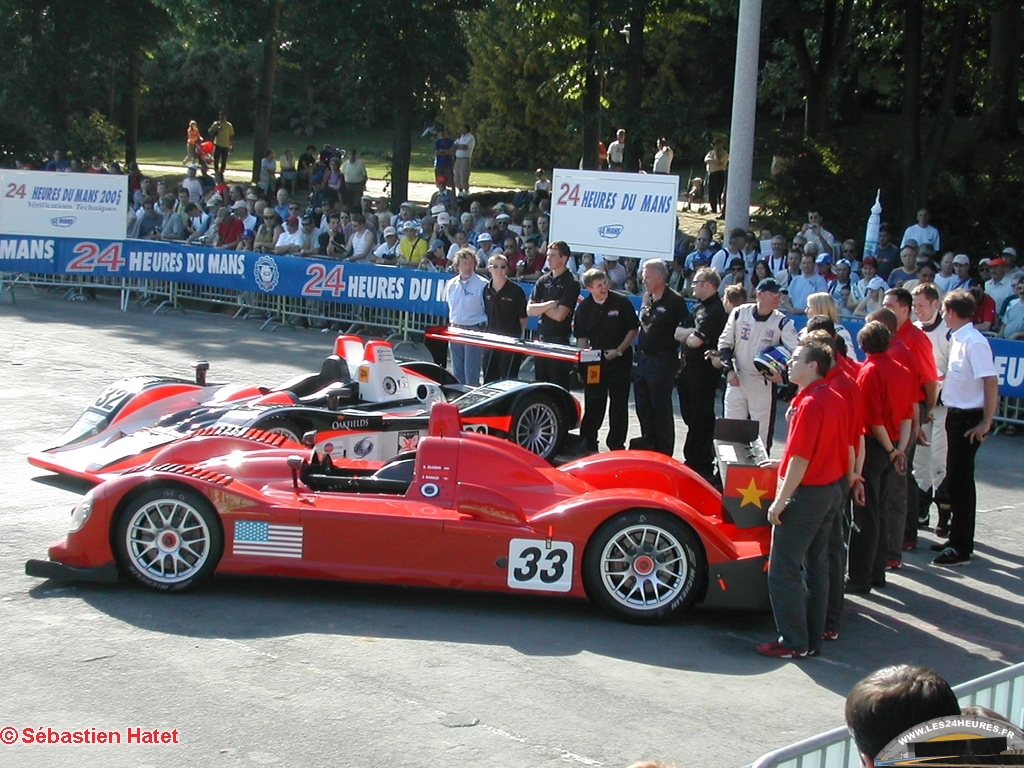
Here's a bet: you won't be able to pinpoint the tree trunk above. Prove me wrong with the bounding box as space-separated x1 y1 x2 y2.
581 0 602 170
391 93 413 211
622 1 646 172
251 0 282 185
979 0 1021 139
900 0 923 220
919 3 970 202
792 0 855 137
124 50 141 165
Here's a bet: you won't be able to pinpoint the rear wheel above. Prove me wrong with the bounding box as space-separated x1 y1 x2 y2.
259 417 303 443
509 393 565 460
114 487 223 591
583 509 705 624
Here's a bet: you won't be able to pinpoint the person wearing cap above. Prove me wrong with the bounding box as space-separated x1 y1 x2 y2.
474 231 501 265
446 248 489 385
391 201 420 232
932 290 998 566
430 211 457 255
674 267 727 480
528 241 582 390
157 196 185 241
949 253 974 290
984 256 1014 309
181 164 203 203
371 226 401 265
452 124 476 196
781 253 828 313
574 269 640 453
482 253 529 382
397 220 428 268
208 112 234 176
709 228 746 276
718 277 798 450
208 205 240 249
901 208 941 251
719 256 750 297
274 215 305 254
815 252 836 285
429 177 455 212
853 275 888 318
235 199 258 233
599 252 627 290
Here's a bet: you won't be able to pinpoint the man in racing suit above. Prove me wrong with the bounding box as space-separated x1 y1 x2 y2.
718 278 798 450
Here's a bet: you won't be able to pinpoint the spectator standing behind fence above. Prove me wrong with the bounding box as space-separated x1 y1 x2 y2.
652 138 673 174
704 138 728 214
208 112 234 177
482 253 528 382
341 149 368 208
607 129 627 171
434 127 455 184
574 269 640 453
446 249 489 386
452 124 476 197
931 289 998 567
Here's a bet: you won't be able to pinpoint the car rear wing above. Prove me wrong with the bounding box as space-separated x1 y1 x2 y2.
425 326 603 363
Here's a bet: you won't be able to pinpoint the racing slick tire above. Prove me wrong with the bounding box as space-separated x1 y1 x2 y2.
509 392 565 461
582 509 706 624
114 487 224 592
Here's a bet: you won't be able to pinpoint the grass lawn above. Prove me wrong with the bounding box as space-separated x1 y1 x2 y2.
137 128 535 190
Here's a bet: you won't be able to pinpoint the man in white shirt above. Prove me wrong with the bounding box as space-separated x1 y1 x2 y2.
901 208 941 251
652 137 673 174
781 253 828 313
181 165 203 203
984 256 1014 310
931 290 998 567
799 211 837 257
710 228 746 275
452 124 476 197
446 248 489 385
274 216 305 254
607 129 626 171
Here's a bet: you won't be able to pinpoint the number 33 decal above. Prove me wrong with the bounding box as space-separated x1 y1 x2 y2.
507 538 574 593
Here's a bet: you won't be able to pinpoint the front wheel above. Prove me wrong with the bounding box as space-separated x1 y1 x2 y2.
509 393 565 460
583 509 705 624
114 487 223 591
258 416 303 443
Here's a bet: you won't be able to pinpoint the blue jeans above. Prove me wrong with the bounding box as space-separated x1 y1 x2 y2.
451 340 483 386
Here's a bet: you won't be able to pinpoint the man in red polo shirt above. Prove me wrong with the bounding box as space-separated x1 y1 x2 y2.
804 320 864 642
882 288 939 555
847 321 915 595
757 339 850 659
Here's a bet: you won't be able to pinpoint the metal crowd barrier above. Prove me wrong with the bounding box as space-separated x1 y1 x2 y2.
3 272 447 341
995 396 1024 430
748 661 1024 768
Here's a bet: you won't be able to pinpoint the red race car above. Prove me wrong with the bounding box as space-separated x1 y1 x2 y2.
27 403 773 624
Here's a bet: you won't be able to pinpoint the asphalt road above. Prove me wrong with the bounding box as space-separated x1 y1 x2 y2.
1 287 1021 768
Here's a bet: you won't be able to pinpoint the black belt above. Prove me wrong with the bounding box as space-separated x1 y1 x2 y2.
947 406 983 414
452 322 486 329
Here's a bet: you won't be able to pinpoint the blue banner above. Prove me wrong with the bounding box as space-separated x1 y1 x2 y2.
989 338 1024 398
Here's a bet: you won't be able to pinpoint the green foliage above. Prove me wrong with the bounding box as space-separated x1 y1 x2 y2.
64 111 124 162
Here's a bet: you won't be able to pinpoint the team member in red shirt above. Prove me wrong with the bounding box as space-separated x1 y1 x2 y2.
847 322 915 594
883 288 939 552
757 339 851 659
804 320 864 642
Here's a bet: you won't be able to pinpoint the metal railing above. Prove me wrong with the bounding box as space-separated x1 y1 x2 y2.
748 661 1024 768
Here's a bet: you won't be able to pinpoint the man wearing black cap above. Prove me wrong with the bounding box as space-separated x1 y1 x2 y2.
718 278 798 450
674 267 727 480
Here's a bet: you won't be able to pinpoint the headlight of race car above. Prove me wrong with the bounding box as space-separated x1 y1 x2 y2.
68 490 95 533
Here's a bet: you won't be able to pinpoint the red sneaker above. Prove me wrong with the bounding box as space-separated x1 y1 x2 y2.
886 558 902 570
756 639 807 659
822 630 840 641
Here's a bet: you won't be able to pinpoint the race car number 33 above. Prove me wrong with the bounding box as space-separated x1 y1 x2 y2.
506 538 574 593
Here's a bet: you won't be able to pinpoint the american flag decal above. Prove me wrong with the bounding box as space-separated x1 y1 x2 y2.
233 521 303 559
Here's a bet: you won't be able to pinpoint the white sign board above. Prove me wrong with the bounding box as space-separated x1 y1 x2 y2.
0 170 128 240
548 169 679 261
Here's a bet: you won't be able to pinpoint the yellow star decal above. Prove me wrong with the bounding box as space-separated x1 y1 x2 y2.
737 478 769 508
